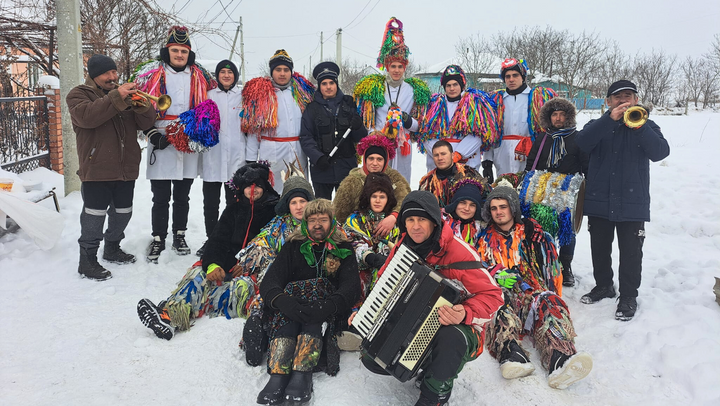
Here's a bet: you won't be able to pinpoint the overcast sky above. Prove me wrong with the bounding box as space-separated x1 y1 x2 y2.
157 0 719 79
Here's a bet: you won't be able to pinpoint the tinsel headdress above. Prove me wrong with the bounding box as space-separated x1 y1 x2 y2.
165 26 191 49
357 131 398 161
376 17 410 70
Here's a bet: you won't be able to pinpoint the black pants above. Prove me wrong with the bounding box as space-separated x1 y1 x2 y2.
150 178 194 239
313 182 340 200
275 321 323 339
559 238 576 260
202 181 234 238
588 216 645 297
79 181 135 250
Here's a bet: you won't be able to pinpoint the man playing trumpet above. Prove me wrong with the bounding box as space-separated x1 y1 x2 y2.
66 54 157 280
575 80 670 321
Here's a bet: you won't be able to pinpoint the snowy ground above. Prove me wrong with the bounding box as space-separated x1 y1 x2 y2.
1 110 719 406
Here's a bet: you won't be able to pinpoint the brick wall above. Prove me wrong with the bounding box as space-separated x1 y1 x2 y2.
36 88 64 174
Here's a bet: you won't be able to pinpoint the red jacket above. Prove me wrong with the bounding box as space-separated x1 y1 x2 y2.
379 224 503 332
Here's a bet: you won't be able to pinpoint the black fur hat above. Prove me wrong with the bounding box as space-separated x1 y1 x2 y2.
539 98 577 131
232 162 275 194
358 173 397 215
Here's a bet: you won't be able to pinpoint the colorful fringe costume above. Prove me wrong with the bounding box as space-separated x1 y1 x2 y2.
478 219 578 370
418 163 481 208
518 170 585 246
343 210 400 307
241 72 314 136
418 88 500 154
164 99 221 153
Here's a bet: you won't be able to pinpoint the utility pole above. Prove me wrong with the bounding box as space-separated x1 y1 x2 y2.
309 55 312 76
57 0 83 194
320 32 323 61
240 17 245 84
230 26 240 60
336 28 342 85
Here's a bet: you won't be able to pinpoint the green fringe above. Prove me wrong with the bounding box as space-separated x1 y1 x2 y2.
129 58 160 82
166 301 192 331
404 77 430 106
353 74 386 107
531 204 559 236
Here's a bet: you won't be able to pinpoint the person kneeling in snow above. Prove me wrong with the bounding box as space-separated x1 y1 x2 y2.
477 186 592 389
256 199 360 404
136 163 279 340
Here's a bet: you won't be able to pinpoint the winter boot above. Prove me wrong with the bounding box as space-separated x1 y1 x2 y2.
195 240 207 257
615 296 638 321
499 340 535 379
580 285 616 304
78 247 112 281
146 236 166 263
243 314 268 367
560 256 575 287
414 383 451 406
172 230 191 255
137 298 174 340
285 334 322 403
103 240 136 264
548 350 593 389
258 337 296 404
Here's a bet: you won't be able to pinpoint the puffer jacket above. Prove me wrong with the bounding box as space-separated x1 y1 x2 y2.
66 77 156 181
575 111 669 222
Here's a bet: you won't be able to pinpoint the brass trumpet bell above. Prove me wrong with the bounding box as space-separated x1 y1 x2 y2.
136 90 172 111
624 106 648 129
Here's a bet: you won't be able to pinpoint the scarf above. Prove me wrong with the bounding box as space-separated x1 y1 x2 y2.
272 79 291 91
299 219 352 270
387 77 403 88
546 127 576 168
506 83 528 96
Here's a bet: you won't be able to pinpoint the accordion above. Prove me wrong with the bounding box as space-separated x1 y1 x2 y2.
354 244 462 382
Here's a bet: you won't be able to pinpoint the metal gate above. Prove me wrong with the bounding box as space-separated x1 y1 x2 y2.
0 96 51 173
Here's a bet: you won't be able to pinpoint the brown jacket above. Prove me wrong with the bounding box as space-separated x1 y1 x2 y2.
66 77 156 182
332 166 411 224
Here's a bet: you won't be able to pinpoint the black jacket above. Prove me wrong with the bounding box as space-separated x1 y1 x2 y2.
259 238 360 314
300 90 367 184
525 130 589 175
202 193 279 279
575 111 669 222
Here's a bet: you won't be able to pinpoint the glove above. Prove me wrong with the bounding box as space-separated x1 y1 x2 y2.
351 114 364 131
495 267 520 289
401 112 413 129
302 299 337 324
363 252 388 269
146 128 170 150
482 160 494 184
273 294 311 324
315 155 331 171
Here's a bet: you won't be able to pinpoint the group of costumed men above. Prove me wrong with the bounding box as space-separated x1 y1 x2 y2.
68 13 659 406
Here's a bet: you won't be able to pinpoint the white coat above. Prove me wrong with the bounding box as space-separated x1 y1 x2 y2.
246 86 307 194
422 96 484 173
146 65 200 180
201 86 245 183
374 81 418 182
483 86 531 176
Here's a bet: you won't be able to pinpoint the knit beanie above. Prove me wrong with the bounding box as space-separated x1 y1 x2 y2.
275 176 315 216
441 65 466 91
269 49 294 72
87 54 117 79
215 59 239 91
445 179 487 220
481 186 523 224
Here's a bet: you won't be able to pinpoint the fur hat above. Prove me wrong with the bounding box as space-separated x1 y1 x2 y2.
275 175 315 216
445 177 488 220
269 49 293 72
215 60 239 91
358 173 397 215
376 17 410 70
87 54 117 79
481 186 523 224
539 97 577 131
231 162 275 194
500 58 528 82
357 131 397 161
441 65 466 91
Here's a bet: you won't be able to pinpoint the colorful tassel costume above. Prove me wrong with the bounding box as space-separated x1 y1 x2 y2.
241 72 314 137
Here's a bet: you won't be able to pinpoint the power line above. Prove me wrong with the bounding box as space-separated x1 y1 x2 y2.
348 0 381 30
343 0 372 29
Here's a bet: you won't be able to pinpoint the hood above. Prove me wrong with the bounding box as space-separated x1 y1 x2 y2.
398 191 443 234
539 97 577 131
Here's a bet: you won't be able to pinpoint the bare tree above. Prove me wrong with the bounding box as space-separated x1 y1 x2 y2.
492 26 566 83
553 31 607 99
455 34 497 87
681 56 707 107
587 41 633 98
632 49 677 106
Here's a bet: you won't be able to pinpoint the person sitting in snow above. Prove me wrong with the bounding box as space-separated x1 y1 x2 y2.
477 186 593 389
418 140 480 208
136 163 279 340
441 176 489 248
256 199 360 404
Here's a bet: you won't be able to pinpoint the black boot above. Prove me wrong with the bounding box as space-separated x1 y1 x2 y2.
243 314 268 367
257 374 291 405
172 230 191 255
284 371 313 403
78 247 112 281
560 256 575 287
146 236 166 263
415 383 450 406
195 240 207 257
103 240 136 264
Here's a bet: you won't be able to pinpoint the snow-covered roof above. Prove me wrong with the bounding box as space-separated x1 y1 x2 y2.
417 53 505 76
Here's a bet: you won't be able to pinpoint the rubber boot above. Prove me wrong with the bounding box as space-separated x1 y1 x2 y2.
284 334 322 403
78 247 112 281
257 337 295 404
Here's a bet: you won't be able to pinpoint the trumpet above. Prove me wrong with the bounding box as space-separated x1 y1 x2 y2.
112 82 172 111
623 106 648 129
